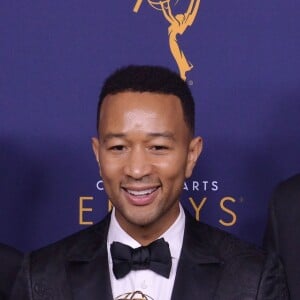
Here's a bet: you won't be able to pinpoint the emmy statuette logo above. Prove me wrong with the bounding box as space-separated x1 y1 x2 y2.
133 0 201 81
116 290 154 300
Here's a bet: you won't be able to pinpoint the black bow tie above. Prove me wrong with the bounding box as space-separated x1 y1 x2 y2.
110 238 172 279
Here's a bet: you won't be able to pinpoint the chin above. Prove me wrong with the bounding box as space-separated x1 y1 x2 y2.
125 210 159 227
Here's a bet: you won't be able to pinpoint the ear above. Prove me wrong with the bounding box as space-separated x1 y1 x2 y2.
91 137 100 161
91 137 102 176
185 136 203 178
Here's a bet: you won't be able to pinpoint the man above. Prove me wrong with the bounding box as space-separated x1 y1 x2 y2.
11 65 289 299
0 243 22 300
264 174 300 300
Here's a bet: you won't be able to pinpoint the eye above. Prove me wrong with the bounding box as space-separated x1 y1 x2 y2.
149 145 170 153
152 145 168 150
108 145 126 151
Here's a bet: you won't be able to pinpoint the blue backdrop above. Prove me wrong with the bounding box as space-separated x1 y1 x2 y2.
1 0 300 252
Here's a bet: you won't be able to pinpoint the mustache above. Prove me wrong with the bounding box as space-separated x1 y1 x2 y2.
121 176 161 186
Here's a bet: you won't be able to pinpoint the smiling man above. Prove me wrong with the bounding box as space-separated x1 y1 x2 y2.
92 90 200 247
11 65 289 299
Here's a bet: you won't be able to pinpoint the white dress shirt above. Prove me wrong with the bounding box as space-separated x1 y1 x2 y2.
107 204 185 300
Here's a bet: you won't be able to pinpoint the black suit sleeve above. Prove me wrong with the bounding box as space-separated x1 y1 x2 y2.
0 244 22 300
263 174 300 300
9 254 32 300
263 182 282 252
257 252 290 299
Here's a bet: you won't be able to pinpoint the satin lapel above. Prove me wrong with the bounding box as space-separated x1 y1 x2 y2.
66 215 113 300
171 213 223 300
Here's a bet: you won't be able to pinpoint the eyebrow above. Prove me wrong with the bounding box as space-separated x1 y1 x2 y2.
101 131 176 142
147 132 175 141
100 133 125 143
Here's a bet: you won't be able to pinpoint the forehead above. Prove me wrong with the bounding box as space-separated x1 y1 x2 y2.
100 91 182 114
99 91 188 136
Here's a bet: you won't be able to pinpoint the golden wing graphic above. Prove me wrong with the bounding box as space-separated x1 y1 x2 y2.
133 0 143 12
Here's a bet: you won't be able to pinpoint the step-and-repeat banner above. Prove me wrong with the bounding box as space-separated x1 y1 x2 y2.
1 0 300 252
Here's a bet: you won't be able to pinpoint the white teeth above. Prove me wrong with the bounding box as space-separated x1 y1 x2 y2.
127 188 156 196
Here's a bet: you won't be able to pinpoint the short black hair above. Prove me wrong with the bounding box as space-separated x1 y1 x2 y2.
97 65 195 134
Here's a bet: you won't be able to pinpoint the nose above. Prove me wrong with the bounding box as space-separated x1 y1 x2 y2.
124 147 152 179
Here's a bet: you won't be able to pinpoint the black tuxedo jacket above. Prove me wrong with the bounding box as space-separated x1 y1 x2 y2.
11 212 289 299
264 174 300 300
0 243 22 300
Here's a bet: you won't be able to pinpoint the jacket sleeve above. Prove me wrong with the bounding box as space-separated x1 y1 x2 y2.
257 252 290 300
263 187 281 252
10 254 32 300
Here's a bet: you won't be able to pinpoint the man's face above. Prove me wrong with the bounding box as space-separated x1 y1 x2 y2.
92 91 202 240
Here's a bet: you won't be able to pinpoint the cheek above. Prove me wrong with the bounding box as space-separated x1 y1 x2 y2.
99 157 123 180
99 164 121 197
154 155 187 180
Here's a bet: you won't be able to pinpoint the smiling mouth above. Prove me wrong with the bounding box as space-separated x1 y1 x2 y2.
125 187 158 196
121 185 160 205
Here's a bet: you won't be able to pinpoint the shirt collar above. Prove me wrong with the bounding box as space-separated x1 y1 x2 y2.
107 204 185 261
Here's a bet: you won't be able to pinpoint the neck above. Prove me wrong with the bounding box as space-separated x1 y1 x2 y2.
116 204 180 246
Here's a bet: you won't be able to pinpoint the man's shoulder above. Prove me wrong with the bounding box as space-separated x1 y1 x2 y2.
279 173 300 190
191 220 289 299
272 173 300 208
0 243 23 298
0 243 22 275
185 212 266 264
0 243 22 261
29 214 110 264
